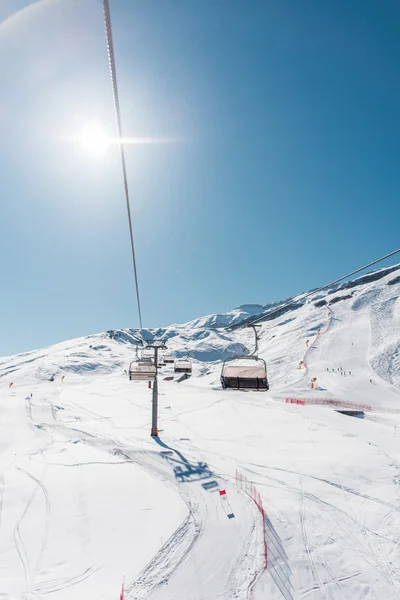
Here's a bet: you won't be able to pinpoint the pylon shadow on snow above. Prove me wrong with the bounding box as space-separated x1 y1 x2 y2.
153 436 214 483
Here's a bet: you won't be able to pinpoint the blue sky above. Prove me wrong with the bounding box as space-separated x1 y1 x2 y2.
1 0 399 355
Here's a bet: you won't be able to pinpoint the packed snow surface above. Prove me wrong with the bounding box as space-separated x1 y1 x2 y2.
1 264 400 599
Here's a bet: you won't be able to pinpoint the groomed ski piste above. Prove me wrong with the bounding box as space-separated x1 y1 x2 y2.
1 264 400 600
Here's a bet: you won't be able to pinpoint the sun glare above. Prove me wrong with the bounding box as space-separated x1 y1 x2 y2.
80 124 109 157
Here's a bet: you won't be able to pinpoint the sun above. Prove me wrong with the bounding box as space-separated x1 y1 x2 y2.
80 124 109 157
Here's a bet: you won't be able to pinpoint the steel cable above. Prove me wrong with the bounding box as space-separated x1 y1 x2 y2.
230 247 400 330
103 0 143 329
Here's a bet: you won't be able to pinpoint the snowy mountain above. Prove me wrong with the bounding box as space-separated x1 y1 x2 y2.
1 263 400 599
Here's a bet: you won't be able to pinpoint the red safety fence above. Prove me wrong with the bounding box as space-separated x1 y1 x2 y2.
236 470 267 567
286 397 371 409
236 470 294 600
286 397 400 413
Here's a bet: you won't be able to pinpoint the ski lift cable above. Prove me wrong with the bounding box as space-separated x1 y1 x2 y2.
103 0 143 329
230 247 400 331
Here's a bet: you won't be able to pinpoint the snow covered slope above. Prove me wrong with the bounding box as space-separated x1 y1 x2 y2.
1 264 400 599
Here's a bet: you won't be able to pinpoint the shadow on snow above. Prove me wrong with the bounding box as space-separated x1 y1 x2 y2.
152 436 215 485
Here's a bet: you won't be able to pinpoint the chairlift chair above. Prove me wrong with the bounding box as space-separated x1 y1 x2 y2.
137 348 155 366
139 356 154 365
163 350 174 364
220 356 269 391
129 361 156 381
174 359 192 374
220 323 268 390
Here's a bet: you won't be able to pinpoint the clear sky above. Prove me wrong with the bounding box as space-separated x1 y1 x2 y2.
1 0 399 356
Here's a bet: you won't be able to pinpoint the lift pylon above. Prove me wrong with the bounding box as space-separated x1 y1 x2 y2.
145 340 167 436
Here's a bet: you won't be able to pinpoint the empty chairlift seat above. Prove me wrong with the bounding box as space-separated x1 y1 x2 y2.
174 359 192 374
129 361 156 381
164 355 175 364
143 356 155 366
221 357 269 391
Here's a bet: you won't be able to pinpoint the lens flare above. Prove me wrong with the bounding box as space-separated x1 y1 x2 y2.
80 124 109 156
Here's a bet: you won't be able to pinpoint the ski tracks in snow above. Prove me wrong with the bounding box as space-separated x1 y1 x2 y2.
124 446 260 600
33 565 100 595
263 468 400 599
299 474 329 599
0 475 4 535
28 393 262 600
298 473 349 600
17 467 51 572
126 499 201 599
13 476 37 592
12 466 51 597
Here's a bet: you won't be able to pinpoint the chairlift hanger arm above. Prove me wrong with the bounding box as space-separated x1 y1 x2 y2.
246 323 261 357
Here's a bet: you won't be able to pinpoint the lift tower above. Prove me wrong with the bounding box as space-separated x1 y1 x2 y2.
145 340 167 436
